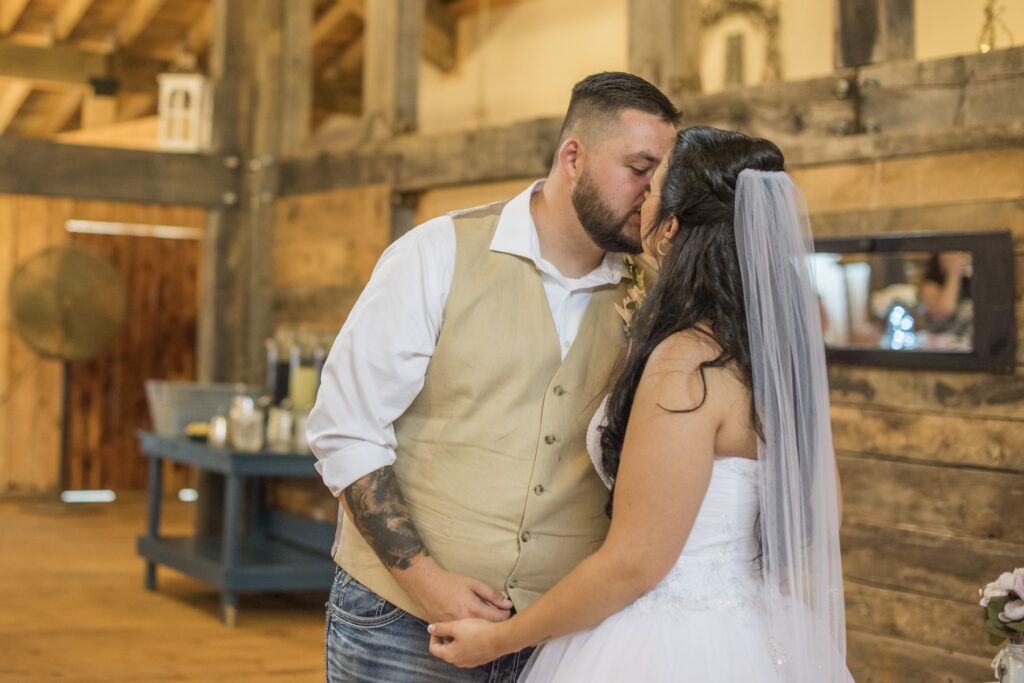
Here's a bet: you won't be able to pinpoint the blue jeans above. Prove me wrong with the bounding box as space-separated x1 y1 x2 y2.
325 567 534 682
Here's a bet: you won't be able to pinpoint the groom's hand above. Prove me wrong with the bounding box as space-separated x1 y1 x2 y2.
341 467 512 624
400 556 513 624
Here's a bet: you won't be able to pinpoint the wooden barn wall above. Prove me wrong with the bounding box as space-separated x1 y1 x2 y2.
793 145 1024 682
0 194 205 497
272 184 392 333
267 184 391 521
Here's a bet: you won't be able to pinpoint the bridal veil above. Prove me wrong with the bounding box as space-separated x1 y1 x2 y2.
734 169 852 682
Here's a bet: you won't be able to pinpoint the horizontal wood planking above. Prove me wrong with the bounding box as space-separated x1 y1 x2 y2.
791 147 1024 214
272 284 366 331
809 198 1024 243
272 185 390 331
678 70 858 141
828 365 1024 419
838 453 1024 543
846 629 990 682
415 178 535 225
781 120 1024 169
859 45 1024 133
281 120 1024 197
841 520 1022 603
844 580 992 659
0 138 238 207
830 404 1024 470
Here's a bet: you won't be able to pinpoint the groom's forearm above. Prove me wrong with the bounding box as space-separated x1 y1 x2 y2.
342 466 428 570
341 466 512 624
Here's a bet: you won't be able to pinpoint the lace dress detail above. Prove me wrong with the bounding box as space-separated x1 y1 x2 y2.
520 401 779 683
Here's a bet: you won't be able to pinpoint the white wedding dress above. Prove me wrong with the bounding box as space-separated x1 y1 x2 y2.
519 401 784 682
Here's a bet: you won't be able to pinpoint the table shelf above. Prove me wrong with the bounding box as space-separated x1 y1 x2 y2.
136 431 336 626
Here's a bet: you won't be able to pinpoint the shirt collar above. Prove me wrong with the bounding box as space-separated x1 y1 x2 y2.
489 180 626 289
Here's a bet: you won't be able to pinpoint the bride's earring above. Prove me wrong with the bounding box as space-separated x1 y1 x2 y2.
656 237 671 257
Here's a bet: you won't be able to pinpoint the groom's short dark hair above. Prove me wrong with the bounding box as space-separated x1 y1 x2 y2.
558 72 682 146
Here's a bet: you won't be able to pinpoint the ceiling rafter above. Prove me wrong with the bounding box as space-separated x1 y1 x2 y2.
42 90 85 135
0 0 31 34
0 81 32 133
54 0 99 42
424 0 455 71
118 0 168 48
313 0 364 45
182 2 213 57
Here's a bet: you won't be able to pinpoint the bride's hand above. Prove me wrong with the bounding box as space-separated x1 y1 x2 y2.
428 618 506 668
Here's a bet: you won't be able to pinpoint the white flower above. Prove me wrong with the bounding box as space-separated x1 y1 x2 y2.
980 571 1018 606
1014 568 1024 598
999 599 1024 623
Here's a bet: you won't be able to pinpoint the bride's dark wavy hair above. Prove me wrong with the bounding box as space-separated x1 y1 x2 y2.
600 126 784 514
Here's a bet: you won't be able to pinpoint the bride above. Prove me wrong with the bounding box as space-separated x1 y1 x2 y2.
428 126 855 682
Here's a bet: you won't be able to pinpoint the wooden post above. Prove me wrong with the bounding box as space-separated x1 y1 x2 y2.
199 0 312 385
196 0 312 534
835 0 914 68
363 0 424 139
627 0 702 99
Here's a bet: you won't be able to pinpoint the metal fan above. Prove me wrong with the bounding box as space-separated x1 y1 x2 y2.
9 244 127 361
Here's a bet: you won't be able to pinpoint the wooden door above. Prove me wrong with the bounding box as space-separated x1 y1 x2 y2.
63 231 199 492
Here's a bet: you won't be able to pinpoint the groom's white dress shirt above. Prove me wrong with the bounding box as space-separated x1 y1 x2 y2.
308 180 626 497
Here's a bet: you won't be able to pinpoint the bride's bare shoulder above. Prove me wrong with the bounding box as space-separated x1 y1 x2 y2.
639 330 723 410
647 329 721 369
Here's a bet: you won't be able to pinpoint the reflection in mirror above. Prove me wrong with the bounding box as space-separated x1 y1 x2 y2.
811 231 1014 373
813 251 974 353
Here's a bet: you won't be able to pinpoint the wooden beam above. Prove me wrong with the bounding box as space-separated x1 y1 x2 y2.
0 81 31 133
281 0 313 156
81 94 117 129
363 0 423 138
118 0 167 47
0 0 30 34
423 0 456 72
0 41 106 88
0 137 237 206
53 0 98 42
445 0 527 15
312 0 363 44
628 0 702 98
42 91 84 135
281 117 1024 196
835 0 914 68
183 3 214 56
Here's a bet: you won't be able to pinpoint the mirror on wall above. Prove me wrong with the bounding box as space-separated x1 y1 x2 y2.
812 231 1016 372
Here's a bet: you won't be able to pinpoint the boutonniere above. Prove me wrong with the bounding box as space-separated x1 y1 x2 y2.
614 256 646 336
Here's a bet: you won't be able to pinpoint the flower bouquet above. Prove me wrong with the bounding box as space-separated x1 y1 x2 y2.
980 568 1024 681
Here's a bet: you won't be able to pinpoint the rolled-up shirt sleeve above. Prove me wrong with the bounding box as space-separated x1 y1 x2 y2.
306 216 454 497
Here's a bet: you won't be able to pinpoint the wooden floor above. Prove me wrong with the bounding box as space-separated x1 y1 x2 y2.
0 495 328 682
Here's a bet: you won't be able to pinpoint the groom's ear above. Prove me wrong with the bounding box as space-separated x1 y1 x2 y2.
559 137 583 181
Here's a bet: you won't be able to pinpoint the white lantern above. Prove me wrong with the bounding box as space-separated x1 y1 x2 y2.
157 73 211 152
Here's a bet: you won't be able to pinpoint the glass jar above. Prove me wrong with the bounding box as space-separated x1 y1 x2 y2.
228 395 264 451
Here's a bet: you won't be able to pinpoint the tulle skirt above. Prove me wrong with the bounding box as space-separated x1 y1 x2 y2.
519 600 783 683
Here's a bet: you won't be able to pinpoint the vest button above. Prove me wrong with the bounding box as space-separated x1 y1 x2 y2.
553 385 565 396
544 434 556 444
533 484 545 495
520 530 531 542
508 577 519 588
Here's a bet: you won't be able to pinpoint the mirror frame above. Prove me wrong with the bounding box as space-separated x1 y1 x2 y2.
813 231 1016 373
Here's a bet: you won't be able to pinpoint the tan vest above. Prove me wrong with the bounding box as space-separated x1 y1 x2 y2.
335 201 627 619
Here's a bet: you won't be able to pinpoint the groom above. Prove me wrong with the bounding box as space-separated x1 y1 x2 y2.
307 71 679 682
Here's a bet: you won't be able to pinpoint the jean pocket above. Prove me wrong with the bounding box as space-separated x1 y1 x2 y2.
327 571 406 629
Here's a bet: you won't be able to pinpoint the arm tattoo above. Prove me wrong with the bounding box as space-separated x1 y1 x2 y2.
343 467 428 571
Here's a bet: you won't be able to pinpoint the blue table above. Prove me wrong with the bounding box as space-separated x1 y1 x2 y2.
136 431 336 625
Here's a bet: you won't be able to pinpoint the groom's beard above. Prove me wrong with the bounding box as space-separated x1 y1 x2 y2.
572 169 643 254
